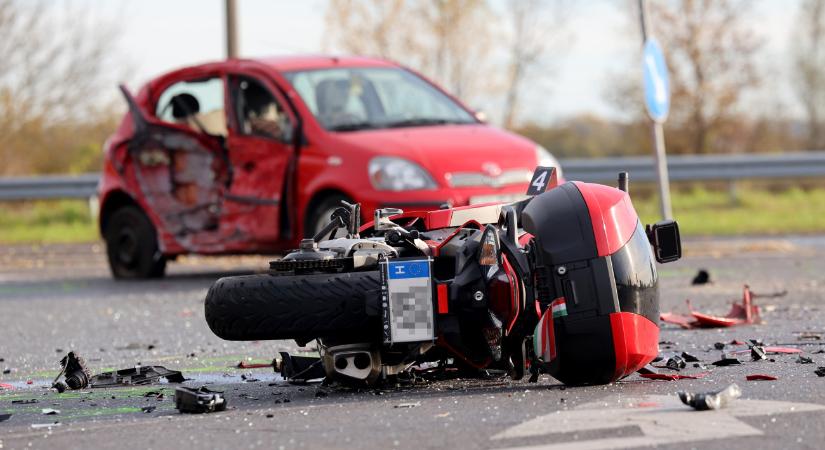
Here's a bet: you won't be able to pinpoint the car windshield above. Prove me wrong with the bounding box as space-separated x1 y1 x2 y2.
284 67 477 132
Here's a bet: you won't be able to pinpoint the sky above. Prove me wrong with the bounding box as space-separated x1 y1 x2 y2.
88 0 804 124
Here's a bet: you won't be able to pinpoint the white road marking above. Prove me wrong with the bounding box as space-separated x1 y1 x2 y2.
491 394 825 450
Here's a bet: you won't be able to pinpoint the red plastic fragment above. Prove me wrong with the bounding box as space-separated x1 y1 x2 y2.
746 374 778 381
764 346 802 354
0 383 13 390
660 285 761 329
639 372 709 381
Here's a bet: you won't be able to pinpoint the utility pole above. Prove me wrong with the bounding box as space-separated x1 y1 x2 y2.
638 0 673 220
225 0 239 59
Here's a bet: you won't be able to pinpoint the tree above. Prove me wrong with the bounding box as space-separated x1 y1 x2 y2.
647 0 763 154
0 0 123 175
792 0 825 149
324 0 496 107
501 0 567 129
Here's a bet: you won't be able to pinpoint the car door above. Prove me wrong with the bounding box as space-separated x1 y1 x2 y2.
223 73 297 245
119 74 234 253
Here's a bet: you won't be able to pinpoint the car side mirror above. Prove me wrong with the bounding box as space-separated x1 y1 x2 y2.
646 220 681 264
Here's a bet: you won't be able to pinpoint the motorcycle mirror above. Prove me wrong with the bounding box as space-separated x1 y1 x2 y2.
479 225 501 268
646 220 682 263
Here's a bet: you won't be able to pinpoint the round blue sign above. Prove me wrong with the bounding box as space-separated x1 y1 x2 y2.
643 38 670 123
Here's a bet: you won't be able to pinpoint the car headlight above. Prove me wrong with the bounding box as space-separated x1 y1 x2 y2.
368 157 437 191
534 145 563 178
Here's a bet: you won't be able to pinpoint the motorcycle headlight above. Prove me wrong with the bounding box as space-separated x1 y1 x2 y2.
534 145 563 178
368 157 437 191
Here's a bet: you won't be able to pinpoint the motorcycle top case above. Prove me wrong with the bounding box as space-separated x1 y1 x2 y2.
522 182 659 385
379 258 436 344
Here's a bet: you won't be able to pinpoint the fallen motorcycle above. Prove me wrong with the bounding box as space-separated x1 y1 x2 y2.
205 167 681 386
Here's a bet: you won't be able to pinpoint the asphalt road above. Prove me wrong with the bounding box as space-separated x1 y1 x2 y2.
2 237 825 450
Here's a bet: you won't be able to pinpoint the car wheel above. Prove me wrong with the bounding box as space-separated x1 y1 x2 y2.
306 193 354 241
104 206 166 279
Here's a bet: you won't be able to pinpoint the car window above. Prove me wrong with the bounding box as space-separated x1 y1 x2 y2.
155 78 227 137
284 67 476 131
231 76 292 142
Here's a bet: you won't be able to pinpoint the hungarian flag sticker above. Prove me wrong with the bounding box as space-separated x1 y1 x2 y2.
551 297 568 318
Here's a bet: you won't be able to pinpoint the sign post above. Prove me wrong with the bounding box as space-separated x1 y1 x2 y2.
639 0 673 220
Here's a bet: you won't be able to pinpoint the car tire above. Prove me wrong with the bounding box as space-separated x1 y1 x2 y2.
104 206 166 279
305 193 354 240
204 271 381 342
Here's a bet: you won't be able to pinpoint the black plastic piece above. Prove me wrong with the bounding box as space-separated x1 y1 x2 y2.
174 386 226 413
90 366 185 388
679 384 741 410
279 352 326 383
646 220 681 263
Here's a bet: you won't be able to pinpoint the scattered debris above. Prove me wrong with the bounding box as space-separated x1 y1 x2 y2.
30 422 61 429
678 384 742 411
41 408 60 415
640 372 709 381
51 352 92 392
796 331 822 341
815 367 825 377
750 345 767 361
661 285 761 329
236 360 275 369
11 399 38 404
746 374 778 381
765 346 802 354
241 373 260 382
279 352 326 384
681 352 700 362
666 355 687 371
2 368 10 374
0 414 10 423
315 390 328 398
797 356 814 364
712 356 742 366
395 402 421 408
174 386 227 414
691 269 711 285
0 382 14 390
91 365 184 388
714 342 726 350
141 406 157 413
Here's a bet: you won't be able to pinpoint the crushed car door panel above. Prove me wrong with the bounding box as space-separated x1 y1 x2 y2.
119 80 233 253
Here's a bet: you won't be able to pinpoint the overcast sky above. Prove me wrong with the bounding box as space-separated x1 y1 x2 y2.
91 0 803 123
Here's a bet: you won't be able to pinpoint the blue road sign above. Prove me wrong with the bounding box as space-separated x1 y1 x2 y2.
643 38 670 123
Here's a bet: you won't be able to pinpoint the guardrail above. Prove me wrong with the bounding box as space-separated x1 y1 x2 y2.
1 151 824 201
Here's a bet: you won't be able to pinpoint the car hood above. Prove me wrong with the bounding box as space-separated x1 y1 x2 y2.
330 124 539 187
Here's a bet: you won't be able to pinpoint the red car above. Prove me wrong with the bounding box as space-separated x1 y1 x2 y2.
98 55 561 278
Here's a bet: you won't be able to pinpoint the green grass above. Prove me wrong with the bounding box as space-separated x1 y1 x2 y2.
634 186 825 236
2 188 825 243
0 199 98 243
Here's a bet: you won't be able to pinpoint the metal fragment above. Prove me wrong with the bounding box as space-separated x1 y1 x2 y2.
678 384 742 411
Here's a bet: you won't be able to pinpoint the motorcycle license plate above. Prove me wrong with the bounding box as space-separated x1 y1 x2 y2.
380 258 435 344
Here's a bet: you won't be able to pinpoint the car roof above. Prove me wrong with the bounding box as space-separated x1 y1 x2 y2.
254 55 400 72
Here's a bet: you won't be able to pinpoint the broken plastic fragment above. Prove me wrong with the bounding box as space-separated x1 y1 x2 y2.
678 384 742 411
746 374 778 381
691 269 710 285
395 402 421 408
661 286 761 329
750 346 767 361
52 352 91 391
681 352 700 362
41 408 60 415
797 356 814 364
0 413 11 422
90 365 184 388
640 372 709 381
815 367 825 377
174 386 227 414
666 355 687 371
279 352 326 383
712 356 742 366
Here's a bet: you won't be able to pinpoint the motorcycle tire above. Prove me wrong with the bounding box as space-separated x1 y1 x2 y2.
204 270 381 342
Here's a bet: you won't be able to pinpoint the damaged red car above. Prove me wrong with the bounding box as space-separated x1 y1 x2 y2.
98 56 560 278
